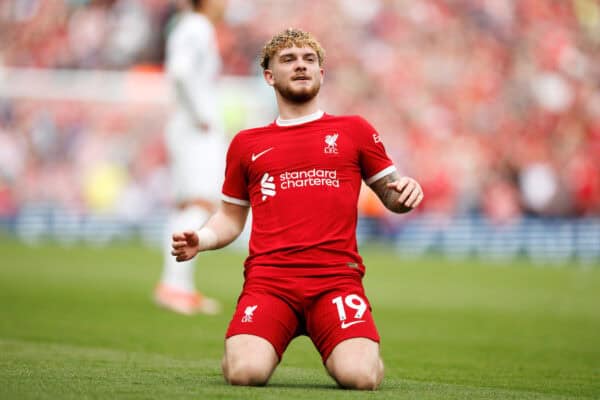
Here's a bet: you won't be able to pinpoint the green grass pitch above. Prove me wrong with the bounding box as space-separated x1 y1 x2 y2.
0 238 598 399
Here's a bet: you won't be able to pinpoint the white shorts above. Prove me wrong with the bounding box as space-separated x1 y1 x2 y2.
165 119 227 203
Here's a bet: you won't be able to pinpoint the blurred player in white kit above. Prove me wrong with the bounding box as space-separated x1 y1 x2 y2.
154 0 228 315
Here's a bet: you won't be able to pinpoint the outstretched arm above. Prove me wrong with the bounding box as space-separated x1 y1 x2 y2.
368 170 424 213
171 201 249 262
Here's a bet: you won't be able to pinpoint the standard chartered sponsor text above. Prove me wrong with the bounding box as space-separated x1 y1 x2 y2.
279 169 340 189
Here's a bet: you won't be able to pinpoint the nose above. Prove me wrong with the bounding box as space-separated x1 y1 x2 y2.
294 59 308 71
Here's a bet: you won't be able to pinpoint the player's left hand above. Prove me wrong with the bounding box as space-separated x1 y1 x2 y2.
386 176 424 210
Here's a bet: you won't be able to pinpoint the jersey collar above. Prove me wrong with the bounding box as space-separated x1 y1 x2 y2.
276 110 324 127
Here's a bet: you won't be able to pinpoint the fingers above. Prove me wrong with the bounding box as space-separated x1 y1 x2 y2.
171 232 187 248
174 254 191 262
171 241 188 250
405 187 424 208
170 231 194 262
386 176 409 193
386 177 424 209
386 177 415 203
172 232 186 242
170 246 192 262
172 230 195 240
170 249 187 261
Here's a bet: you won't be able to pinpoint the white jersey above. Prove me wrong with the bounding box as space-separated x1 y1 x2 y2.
165 12 226 203
166 12 222 133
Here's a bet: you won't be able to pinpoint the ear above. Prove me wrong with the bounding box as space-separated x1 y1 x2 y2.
319 68 324 84
263 69 275 86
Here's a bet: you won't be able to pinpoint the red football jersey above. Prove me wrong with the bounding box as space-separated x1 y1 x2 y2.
221 111 396 273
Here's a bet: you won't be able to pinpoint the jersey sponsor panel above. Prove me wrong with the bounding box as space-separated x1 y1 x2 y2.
280 169 340 190
221 113 395 269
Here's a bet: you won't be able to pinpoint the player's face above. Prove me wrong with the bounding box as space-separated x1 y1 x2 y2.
264 46 324 103
206 0 228 21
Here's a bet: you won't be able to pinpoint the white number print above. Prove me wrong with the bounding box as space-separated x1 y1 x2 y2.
331 294 367 321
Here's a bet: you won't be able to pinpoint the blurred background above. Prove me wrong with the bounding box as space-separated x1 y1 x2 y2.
0 0 599 265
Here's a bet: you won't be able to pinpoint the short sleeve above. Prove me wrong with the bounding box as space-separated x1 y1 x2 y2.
355 117 396 184
221 134 250 206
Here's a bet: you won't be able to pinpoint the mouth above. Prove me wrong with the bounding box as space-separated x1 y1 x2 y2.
292 75 310 81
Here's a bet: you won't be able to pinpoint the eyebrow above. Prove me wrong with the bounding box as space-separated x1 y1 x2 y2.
278 50 317 60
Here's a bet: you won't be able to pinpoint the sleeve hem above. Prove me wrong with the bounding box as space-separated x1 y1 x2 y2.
365 165 397 185
221 194 250 207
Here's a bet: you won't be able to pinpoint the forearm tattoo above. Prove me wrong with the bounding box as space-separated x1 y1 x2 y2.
368 171 412 214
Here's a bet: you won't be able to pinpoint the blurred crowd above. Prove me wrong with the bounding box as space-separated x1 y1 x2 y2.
1 0 600 225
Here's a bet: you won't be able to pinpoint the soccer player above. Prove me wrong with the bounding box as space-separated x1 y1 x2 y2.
154 0 228 315
171 28 424 389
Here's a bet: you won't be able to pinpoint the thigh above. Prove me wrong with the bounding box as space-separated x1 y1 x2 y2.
325 337 381 370
223 334 279 380
306 278 380 362
226 290 299 360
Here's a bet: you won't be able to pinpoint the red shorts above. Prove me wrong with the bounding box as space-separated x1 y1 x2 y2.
225 265 380 362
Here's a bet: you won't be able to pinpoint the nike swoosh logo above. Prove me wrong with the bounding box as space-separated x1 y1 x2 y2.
341 320 366 329
251 147 274 162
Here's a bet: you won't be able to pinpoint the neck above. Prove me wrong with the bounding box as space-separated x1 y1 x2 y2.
194 7 216 24
276 109 323 126
275 95 320 120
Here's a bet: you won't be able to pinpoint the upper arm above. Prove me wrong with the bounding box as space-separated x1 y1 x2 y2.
218 201 249 229
222 134 250 205
216 133 250 235
354 116 396 183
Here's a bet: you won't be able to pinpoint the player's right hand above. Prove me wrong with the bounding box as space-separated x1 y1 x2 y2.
171 230 200 262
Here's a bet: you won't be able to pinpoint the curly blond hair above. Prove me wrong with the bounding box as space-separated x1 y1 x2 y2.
259 28 326 70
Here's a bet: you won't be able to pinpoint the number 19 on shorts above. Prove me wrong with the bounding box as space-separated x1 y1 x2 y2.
331 294 367 321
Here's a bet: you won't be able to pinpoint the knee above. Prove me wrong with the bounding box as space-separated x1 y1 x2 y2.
332 358 384 390
222 357 273 386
